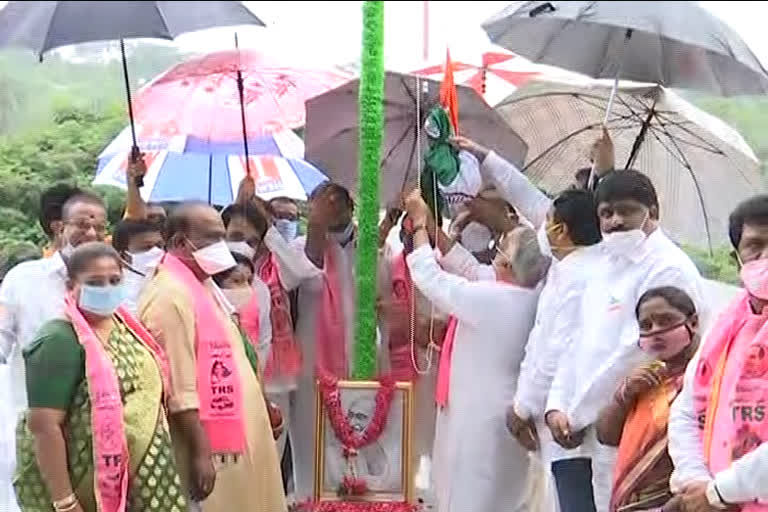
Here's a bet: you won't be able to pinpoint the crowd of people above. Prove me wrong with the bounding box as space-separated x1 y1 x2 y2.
0 124 766 512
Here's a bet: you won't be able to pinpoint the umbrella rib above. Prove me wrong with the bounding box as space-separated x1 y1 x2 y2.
154 3 172 36
652 123 714 252
39 2 63 57
399 121 420 197
380 118 415 178
652 111 729 154
649 125 725 155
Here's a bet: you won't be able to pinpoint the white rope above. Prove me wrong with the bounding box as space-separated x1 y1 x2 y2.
410 74 437 376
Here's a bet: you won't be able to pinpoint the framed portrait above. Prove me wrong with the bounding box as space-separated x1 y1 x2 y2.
314 380 414 502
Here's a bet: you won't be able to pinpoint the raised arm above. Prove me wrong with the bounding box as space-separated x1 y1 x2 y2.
123 150 148 221
452 136 551 229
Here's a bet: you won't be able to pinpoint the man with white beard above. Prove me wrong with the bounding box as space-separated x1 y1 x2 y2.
404 189 548 512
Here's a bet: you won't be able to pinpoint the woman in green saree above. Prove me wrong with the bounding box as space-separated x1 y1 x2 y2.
14 242 186 512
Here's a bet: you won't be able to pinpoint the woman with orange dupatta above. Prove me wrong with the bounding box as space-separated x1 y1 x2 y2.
597 286 700 512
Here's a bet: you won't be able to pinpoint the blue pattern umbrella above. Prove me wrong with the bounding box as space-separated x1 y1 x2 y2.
93 128 327 205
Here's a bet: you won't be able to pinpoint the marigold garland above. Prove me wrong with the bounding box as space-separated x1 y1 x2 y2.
318 374 396 450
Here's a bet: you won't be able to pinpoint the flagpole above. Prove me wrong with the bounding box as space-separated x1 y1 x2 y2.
422 0 429 61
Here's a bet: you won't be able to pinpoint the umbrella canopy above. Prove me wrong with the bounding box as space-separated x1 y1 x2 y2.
304 71 528 206
410 46 581 105
0 1 263 56
133 49 352 140
94 129 325 204
482 1 768 96
495 78 764 248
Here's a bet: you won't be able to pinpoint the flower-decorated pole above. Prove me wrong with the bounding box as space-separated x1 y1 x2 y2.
353 0 385 380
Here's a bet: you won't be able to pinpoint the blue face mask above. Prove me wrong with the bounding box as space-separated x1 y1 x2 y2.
274 219 299 241
78 283 126 317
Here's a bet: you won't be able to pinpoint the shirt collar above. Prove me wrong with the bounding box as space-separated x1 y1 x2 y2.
49 251 68 277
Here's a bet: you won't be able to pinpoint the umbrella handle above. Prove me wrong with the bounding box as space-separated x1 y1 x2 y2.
120 39 143 188
589 29 633 189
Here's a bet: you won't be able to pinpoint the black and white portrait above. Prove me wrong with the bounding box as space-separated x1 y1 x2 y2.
316 381 413 501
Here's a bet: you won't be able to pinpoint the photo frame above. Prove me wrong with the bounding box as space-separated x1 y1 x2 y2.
314 380 414 502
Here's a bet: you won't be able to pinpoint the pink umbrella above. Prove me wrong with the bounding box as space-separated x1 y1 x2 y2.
133 49 351 140
410 47 580 106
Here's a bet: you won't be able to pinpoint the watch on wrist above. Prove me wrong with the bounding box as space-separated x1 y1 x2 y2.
706 480 728 510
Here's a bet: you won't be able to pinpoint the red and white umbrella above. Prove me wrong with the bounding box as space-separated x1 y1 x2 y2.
410 47 583 106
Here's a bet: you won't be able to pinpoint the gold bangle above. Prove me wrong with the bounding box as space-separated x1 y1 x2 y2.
53 494 77 512
56 501 79 512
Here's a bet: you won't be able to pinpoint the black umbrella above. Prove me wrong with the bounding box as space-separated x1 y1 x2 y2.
0 0 265 184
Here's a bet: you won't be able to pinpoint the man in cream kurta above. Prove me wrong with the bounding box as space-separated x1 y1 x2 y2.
139 203 286 512
405 189 546 512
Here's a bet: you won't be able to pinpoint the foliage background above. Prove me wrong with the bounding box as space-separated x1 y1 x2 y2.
0 43 762 284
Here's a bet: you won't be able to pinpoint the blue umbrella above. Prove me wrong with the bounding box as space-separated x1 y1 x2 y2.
94 128 327 205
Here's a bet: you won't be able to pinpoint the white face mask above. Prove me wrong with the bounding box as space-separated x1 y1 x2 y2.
275 219 299 241
602 212 649 258
227 240 255 260
191 239 236 276
461 222 493 254
536 223 553 259
223 287 253 310
329 221 355 246
129 247 164 271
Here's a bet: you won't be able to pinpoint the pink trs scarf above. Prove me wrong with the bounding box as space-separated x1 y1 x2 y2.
163 253 246 455
64 297 169 512
695 291 768 511
315 244 349 378
258 253 302 381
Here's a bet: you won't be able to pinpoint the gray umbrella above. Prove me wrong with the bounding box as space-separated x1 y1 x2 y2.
0 1 264 183
483 1 768 96
495 79 764 249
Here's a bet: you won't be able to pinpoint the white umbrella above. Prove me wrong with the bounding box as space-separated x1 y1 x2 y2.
495 78 764 249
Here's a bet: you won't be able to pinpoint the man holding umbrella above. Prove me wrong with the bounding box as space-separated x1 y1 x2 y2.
454 135 705 511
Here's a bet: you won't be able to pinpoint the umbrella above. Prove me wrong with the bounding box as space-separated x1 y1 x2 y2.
0 1 265 175
494 78 764 249
482 1 768 96
133 49 352 141
94 129 327 204
410 46 581 106
304 71 528 206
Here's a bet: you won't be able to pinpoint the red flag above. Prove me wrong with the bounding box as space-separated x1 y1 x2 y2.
440 48 460 135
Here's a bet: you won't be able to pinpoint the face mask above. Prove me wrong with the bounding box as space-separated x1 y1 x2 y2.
740 258 768 300
223 287 254 310
191 239 236 276
537 223 553 258
329 221 355 246
461 222 493 254
602 212 649 258
78 283 126 317
227 241 255 260
638 321 692 360
275 219 299 241
129 247 164 271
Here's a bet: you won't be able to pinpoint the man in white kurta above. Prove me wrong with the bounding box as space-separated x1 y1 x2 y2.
405 189 547 512
0 193 107 512
290 183 359 501
455 136 706 510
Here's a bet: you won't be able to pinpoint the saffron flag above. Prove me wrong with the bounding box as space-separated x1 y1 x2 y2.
439 48 460 135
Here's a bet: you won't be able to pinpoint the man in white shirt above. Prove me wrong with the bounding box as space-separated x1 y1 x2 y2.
504 188 602 497
453 136 705 511
404 188 548 512
0 192 107 512
292 182 360 501
669 195 768 511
